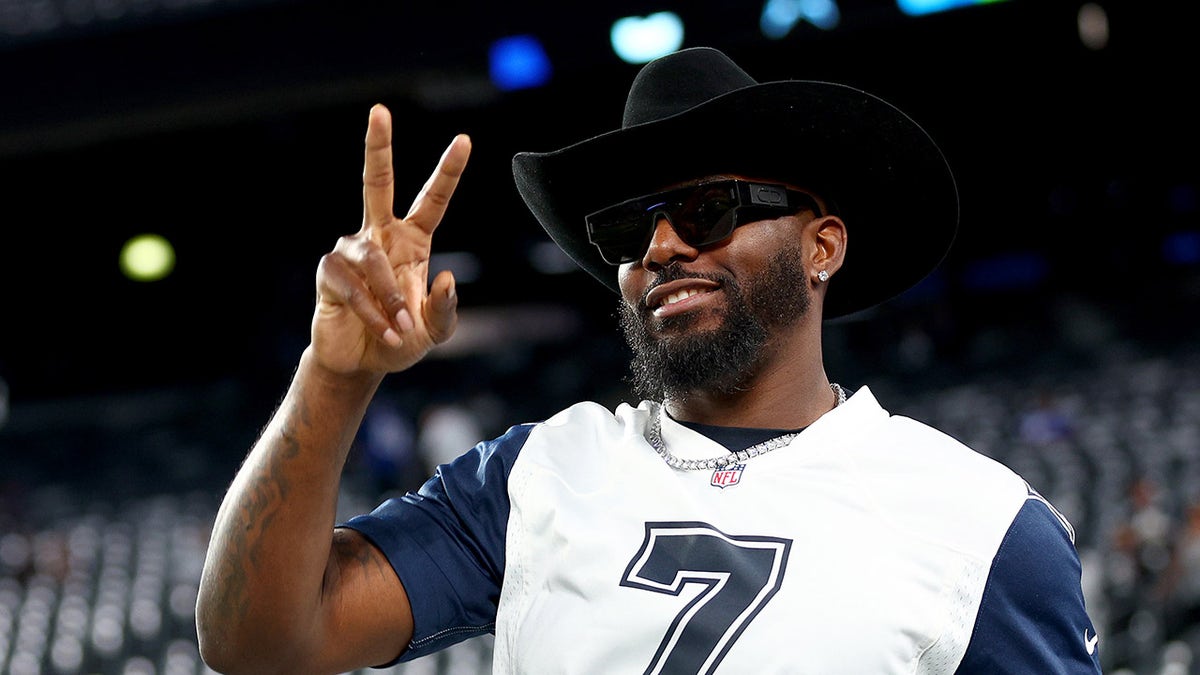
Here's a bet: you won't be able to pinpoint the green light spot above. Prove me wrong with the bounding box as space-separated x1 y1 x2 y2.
120 234 176 282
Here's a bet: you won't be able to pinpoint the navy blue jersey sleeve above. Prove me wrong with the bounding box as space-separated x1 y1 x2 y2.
338 422 534 663
956 497 1103 674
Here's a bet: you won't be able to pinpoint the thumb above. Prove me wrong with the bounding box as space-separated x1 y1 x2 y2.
425 269 458 344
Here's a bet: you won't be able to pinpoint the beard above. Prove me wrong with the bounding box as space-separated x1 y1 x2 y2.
618 243 812 402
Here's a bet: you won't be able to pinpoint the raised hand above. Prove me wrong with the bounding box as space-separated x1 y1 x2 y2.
312 104 471 375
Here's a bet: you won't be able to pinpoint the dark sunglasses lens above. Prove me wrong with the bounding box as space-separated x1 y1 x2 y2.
586 182 745 264
587 201 657 264
676 184 739 246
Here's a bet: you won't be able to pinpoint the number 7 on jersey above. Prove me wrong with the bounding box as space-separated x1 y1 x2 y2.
621 522 792 675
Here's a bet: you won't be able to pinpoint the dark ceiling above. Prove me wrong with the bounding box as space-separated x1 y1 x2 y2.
1 0 1198 403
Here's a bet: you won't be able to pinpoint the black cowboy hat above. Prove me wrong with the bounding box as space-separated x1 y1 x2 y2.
511 46 959 319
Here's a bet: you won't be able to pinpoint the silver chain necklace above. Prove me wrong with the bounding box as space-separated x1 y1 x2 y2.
646 383 847 471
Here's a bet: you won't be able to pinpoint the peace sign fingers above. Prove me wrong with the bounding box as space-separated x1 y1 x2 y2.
311 104 471 375
362 104 397 232
362 104 472 239
403 132 472 235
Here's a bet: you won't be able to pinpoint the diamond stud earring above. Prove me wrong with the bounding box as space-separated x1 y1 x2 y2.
817 270 830 282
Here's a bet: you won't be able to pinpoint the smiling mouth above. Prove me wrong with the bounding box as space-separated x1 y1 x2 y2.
648 286 722 319
643 275 724 316
660 287 708 308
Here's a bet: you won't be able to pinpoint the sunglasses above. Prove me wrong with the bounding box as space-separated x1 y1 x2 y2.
585 180 823 265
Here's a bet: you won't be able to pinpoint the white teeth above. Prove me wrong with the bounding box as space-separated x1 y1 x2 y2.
663 288 702 307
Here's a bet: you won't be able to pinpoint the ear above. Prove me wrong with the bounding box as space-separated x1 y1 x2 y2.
808 215 846 285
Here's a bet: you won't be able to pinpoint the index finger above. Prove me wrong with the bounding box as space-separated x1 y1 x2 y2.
362 103 395 229
403 133 472 234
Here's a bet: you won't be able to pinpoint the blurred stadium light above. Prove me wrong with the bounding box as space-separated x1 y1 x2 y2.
896 0 1011 17
1163 232 1200 267
488 35 551 91
610 11 684 64
962 252 1051 293
760 0 841 38
119 234 176 283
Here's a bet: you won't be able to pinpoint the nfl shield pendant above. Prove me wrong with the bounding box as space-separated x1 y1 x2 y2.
710 463 746 489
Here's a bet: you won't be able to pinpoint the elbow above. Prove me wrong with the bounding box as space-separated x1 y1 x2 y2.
198 631 291 675
196 590 310 675
195 590 262 675
195 602 246 675
197 633 236 675
199 641 315 675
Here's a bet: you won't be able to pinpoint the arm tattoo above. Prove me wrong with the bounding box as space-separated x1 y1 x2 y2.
328 529 391 598
209 387 309 622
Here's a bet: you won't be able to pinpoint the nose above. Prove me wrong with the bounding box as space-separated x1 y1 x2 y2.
640 213 700 271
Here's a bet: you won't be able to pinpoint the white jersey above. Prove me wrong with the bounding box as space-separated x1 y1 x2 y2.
342 386 1102 674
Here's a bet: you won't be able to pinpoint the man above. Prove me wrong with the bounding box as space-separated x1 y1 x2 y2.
196 47 1102 674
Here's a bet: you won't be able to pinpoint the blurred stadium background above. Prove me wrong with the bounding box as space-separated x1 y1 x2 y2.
2 0 1200 672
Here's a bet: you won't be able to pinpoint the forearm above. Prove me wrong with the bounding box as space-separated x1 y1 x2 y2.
196 346 384 672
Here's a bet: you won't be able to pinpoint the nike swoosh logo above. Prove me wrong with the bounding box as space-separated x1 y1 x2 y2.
1085 629 1099 655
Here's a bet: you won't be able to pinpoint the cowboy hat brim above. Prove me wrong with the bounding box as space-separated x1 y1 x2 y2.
512 77 959 320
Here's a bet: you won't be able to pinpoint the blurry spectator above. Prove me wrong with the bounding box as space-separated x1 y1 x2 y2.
1128 478 1173 562
1106 477 1175 665
417 402 486 472
1018 390 1075 446
896 322 936 373
356 396 422 496
1114 477 1174 591
1157 503 1200 640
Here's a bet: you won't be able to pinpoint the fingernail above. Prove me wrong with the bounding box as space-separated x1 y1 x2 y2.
396 308 415 332
383 328 401 346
